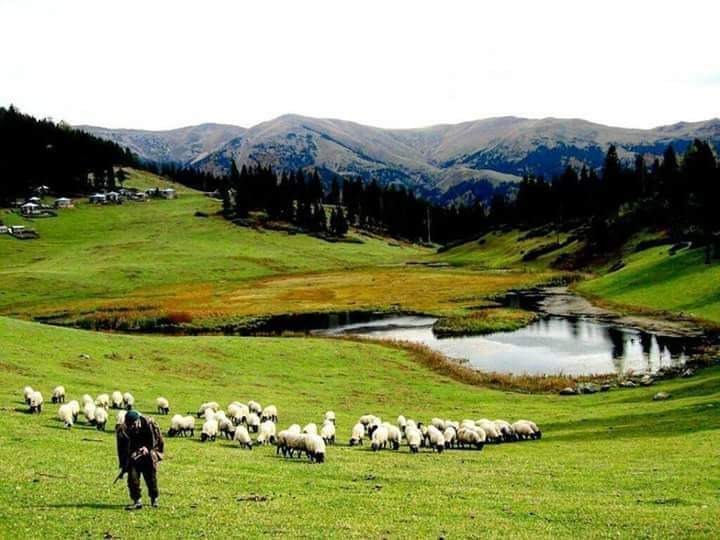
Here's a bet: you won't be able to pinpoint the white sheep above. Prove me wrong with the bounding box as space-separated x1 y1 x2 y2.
477 419 501 443
168 415 195 437
371 426 389 451
397 415 407 432
204 408 217 421
257 420 277 445
23 386 34 405
197 401 219 418
457 427 486 449
277 431 306 458
228 402 249 425
443 426 457 449
247 400 262 415
405 426 422 453
427 425 446 452
29 391 44 414
304 434 326 463
83 401 97 424
302 423 318 436
494 419 515 441
261 405 278 423
116 410 127 426
234 425 253 449
123 392 135 410
51 386 66 404
94 407 108 431
57 403 74 428
95 393 110 409
431 417 446 431
287 424 302 434
246 412 261 433
320 420 336 445
82 394 94 407
512 420 541 440
324 410 336 425
110 391 124 409
201 418 218 442
156 397 170 415
517 419 540 435
218 414 235 439
68 400 80 422
383 422 402 450
349 422 365 446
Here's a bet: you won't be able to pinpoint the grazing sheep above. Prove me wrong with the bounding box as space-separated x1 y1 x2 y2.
397 415 407 432
95 394 110 409
94 407 108 431
51 386 66 404
278 431 307 458
68 400 80 423
228 402 249 425
168 414 184 437
82 394 94 407
517 419 540 434
494 419 516 442
83 401 97 424
111 391 124 409
246 412 261 433
359 414 379 431
57 403 74 428
116 410 127 427
257 420 277 445
287 423 302 434
123 392 135 410
167 414 195 437
156 397 170 415
427 425 446 452
304 434 326 463
477 420 502 443
197 402 219 418
349 422 365 446
247 400 262 415
218 414 235 439
371 426 389 451
320 420 336 445
234 425 253 449
261 405 278 423
405 426 422 453
443 426 457 449
204 408 217 421
324 411 336 425
383 422 402 450
201 418 218 442
28 391 44 413
419 423 429 447
431 417 446 431
302 423 318 436
457 427 486 449
512 420 542 440
406 418 417 431
23 386 34 405
367 416 382 437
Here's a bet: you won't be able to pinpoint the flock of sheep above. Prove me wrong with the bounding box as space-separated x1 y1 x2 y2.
23 385 542 464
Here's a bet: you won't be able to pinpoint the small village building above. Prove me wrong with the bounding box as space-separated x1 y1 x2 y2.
0 225 8 234
106 191 120 202
10 225 25 234
20 202 40 216
28 196 41 204
89 193 106 204
54 197 73 208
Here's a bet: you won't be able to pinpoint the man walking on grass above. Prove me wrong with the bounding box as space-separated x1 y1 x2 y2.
116 410 164 510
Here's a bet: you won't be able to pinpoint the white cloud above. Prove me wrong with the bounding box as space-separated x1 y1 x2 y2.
1 0 718 129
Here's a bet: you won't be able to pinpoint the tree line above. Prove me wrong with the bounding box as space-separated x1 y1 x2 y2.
0 106 135 203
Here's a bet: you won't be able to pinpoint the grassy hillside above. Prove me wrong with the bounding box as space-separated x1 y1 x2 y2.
577 244 720 324
1 316 718 537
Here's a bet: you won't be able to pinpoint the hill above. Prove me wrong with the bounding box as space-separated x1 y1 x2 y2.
1 315 718 537
80 115 720 204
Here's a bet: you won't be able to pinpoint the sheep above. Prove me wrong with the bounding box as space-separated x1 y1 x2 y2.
443 426 457 449
405 426 422 453
228 402 249 425
359 414 378 429
28 391 44 414
349 422 365 446
461 419 477 430
68 400 80 423
302 423 318 436
82 394 94 407
320 420 336 445
156 397 170 415
168 414 184 437
431 417 446 431
406 418 417 431
457 427 486 449
51 386 66 404
204 408 217 421
57 403 74 428
246 412 261 433
324 410 336 425
261 405 278 423
247 400 262 415
95 393 110 409
94 407 108 431
446 420 459 430
278 431 306 458
427 425 446 452
419 423 429 447
257 420 277 445
512 420 542 440
234 425 253 449
123 392 135 410
287 423 302 434
397 415 407 432
83 401 97 424
23 386 34 405
197 401 219 418
371 426 389 451
494 419 516 442
111 391 124 409
383 422 402 450
116 410 126 426
477 420 502 443
167 415 195 437
201 418 218 442
304 434 326 463
218 414 235 439
367 416 382 437
517 419 541 437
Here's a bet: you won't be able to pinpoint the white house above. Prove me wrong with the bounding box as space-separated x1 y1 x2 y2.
54 197 73 208
20 202 40 216
89 193 106 204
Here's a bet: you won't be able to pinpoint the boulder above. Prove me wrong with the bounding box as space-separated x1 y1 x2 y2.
578 383 599 394
619 380 637 388
600 384 612 392
653 392 671 401
559 387 577 396
640 375 654 386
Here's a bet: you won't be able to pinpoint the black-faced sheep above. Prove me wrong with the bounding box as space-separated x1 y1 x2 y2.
51 386 66 404
23 386 34 405
261 405 278 423
427 425 445 452
405 426 422 453
156 397 170 415
111 391 124 409
28 391 43 413
349 422 365 446
201 418 218 442
257 420 277 445
94 407 108 431
234 425 252 449
371 426 389 451
123 392 135 410
57 403 74 428
320 420 336 445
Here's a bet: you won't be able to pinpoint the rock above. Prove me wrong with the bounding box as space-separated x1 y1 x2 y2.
559 387 577 396
600 384 612 392
619 380 637 388
79 353 91 360
681 368 695 378
578 383 599 394
653 392 671 401
640 375 654 386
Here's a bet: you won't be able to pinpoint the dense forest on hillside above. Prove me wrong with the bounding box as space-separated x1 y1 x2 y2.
0 106 135 203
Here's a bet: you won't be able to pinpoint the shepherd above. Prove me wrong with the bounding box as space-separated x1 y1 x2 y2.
115 410 164 510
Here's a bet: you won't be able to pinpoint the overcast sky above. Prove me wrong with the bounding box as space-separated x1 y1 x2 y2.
1 0 718 130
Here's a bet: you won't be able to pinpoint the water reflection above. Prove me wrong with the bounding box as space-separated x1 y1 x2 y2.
317 315 694 376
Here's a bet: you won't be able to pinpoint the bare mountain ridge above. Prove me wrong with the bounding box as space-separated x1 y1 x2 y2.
79 115 720 203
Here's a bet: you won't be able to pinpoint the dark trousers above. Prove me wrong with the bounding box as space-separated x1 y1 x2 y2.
127 463 158 501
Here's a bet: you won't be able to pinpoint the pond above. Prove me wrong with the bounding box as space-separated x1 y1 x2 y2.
314 313 697 376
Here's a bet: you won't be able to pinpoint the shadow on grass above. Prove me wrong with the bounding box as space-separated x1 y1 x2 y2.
31 502 126 510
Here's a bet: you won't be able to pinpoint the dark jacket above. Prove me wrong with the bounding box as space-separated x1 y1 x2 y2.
116 416 164 470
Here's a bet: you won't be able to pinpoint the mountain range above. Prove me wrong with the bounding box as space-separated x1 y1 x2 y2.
78 115 720 204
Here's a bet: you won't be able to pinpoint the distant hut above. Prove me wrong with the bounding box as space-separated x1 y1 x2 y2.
20 202 40 216
106 191 120 202
89 193 106 204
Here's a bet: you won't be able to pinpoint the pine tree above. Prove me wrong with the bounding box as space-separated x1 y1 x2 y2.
230 160 248 217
